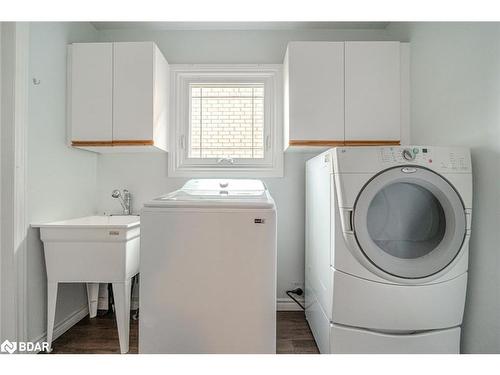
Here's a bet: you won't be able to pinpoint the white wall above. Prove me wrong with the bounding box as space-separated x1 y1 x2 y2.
94 27 394 302
387 22 500 353
27 22 99 342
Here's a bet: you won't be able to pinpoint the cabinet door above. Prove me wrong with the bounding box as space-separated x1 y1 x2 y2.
70 43 113 142
287 42 344 142
113 42 154 142
345 42 400 141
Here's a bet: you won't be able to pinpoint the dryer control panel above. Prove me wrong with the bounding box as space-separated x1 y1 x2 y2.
379 146 471 172
332 146 472 174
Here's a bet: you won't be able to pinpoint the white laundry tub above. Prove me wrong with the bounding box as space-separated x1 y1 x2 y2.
33 215 140 354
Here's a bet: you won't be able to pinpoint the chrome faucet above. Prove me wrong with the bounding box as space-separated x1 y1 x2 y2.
111 189 132 215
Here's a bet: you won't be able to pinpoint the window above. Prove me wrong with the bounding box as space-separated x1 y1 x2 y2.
169 65 283 177
189 84 264 159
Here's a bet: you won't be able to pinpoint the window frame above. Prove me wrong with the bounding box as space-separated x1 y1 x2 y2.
169 64 283 177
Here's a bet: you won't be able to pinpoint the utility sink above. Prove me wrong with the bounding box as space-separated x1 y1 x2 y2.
32 215 140 354
34 215 140 281
35 214 139 233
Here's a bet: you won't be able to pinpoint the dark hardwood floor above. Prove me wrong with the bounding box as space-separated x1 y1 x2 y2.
276 311 320 354
49 311 318 354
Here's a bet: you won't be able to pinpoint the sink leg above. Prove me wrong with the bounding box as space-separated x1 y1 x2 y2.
86 283 99 318
46 282 58 353
112 280 131 354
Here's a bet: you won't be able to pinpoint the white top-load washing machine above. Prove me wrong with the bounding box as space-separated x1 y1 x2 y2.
139 179 277 353
305 146 472 353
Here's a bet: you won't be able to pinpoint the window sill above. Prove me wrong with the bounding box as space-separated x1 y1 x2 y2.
168 165 284 178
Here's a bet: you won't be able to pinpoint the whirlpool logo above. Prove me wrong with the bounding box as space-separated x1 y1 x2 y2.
1 339 49 354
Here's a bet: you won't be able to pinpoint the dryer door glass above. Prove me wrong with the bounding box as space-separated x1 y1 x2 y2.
366 182 446 259
353 166 466 279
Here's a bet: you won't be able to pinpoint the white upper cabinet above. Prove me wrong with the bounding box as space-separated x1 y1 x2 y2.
284 41 406 149
69 42 168 152
345 41 400 142
70 43 113 142
284 42 344 147
113 42 155 142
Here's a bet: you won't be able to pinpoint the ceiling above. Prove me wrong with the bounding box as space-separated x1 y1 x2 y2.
91 22 390 31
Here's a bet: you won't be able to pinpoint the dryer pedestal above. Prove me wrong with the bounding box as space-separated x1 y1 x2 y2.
330 325 460 354
305 270 464 354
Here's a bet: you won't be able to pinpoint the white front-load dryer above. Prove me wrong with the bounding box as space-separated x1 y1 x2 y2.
305 146 472 353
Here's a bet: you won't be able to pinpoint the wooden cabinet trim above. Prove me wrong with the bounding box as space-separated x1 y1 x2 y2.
289 140 345 147
344 140 400 146
72 140 154 147
71 141 113 147
112 140 155 146
289 140 400 147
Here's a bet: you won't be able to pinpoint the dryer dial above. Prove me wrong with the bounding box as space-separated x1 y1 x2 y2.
402 148 415 161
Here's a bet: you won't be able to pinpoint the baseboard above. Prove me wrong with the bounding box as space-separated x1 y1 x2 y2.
277 297 305 311
31 304 89 351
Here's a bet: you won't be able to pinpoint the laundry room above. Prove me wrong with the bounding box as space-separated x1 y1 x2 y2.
1 1 499 372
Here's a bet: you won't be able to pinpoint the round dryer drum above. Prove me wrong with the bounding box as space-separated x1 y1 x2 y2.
353 166 467 279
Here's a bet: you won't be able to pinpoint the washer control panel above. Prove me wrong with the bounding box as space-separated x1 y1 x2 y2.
380 146 471 172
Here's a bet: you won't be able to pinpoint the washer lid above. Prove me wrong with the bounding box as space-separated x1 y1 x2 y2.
144 179 275 209
353 166 467 279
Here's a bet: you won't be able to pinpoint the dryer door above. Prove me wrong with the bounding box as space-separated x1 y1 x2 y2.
353 166 466 279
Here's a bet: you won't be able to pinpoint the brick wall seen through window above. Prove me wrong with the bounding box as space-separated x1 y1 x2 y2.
189 85 264 159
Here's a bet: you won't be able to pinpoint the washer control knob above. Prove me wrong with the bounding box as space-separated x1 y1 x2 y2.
402 149 415 161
